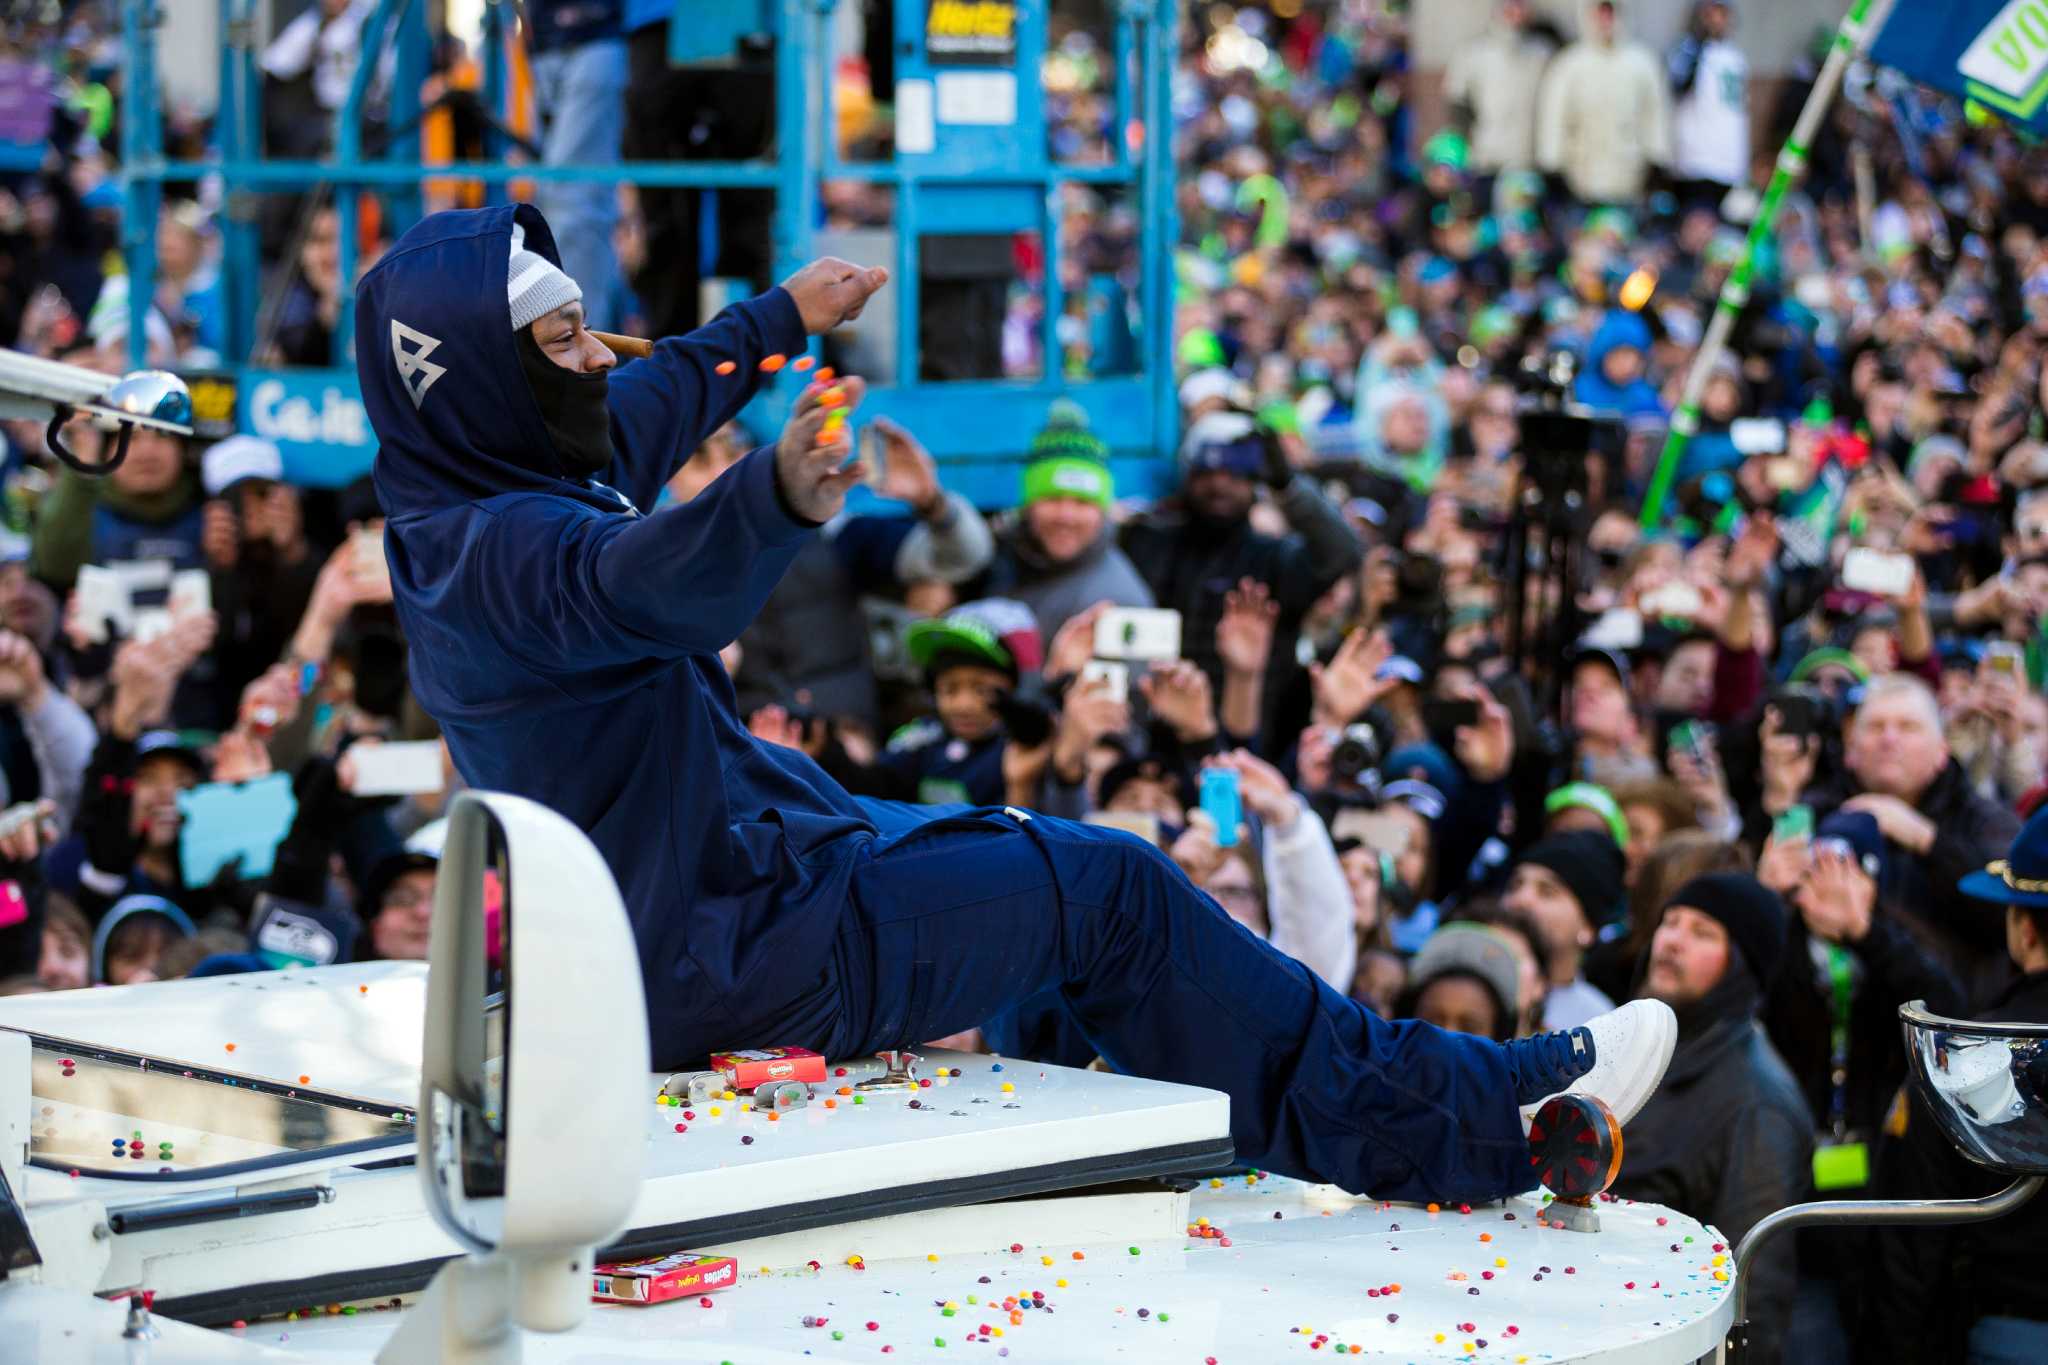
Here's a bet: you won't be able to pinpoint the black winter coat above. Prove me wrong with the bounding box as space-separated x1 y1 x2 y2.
1118 477 1361 745
1610 1013 1814 1365
1861 971 2048 1363
1814 759 2021 1005
734 538 879 730
1763 910 1966 1145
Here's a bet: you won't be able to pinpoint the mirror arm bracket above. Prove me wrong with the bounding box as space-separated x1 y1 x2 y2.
1723 1175 2044 1362
45 405 133 477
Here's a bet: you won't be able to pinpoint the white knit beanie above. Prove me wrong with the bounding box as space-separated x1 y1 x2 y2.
507 223 582 331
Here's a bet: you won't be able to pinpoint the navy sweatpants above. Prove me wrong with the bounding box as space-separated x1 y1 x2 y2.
763 808 1533 1204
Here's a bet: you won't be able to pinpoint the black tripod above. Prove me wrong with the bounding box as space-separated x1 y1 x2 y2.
1501 467 1590 730
1501 355 1607 732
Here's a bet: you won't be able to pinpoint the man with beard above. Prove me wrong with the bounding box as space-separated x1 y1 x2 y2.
980 400 1153 640
1121 411 1361 740
1611 873 1811 1365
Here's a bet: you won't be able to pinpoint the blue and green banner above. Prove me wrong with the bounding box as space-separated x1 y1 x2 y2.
1872 0 2048 131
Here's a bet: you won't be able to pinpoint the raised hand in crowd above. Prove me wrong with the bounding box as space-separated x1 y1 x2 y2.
746 703 826 758
1724 513 1778 590
1215 578 1278 743
1050 673 1129 787
1756 829 1809 897
1168 807 1230 885
1215 578 1278 677
1667 727 1737 834
1139 658 1217 745
0 629 48 712
1308 627 1395 729
0 799 58 865
1210 747 1299 833
291 531 395 665
202 499 241 571
211 728 272 784
1757 702 1819 816
238 662 305 739
1295 723 1338 796
241 483 311 565
868 416 945 519
1043 600 1111 685
107 614 218 740
1448 677 1515 784
1001 727 1054 809
1795 843 1877 946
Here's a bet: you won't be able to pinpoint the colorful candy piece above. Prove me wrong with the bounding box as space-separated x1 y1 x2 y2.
715 360 737 375
759 354 788 372
793 355 816 371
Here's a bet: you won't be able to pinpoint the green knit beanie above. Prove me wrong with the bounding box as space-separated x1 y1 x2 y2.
1022 399 1113 509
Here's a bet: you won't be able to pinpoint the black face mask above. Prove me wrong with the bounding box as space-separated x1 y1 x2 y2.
515 327 615 479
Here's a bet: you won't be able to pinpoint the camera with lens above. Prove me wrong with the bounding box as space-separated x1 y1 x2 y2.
1329 708 1396 794
1330 724 1380 784
1512 348 1624 517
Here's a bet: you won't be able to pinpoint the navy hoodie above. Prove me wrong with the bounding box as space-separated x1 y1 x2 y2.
361 204 882 1063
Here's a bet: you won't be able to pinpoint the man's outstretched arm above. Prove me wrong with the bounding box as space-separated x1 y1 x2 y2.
482 380 871 675
606 259 888 510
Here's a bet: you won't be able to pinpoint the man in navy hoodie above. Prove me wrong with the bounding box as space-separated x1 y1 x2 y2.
362 203 1676 1203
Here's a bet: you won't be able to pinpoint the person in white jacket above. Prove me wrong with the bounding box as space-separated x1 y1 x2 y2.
1174 749 1357 992
1443 0 1558 181
1536 0 1672 206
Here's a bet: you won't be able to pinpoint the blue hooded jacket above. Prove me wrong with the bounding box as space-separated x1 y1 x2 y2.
1573 310 1665 419
361 204 881 1063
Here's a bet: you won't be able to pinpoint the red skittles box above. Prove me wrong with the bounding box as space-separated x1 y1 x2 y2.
708 1046 827 1091
592 1252 740 1305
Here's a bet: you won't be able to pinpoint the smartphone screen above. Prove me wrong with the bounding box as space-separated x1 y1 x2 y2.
1773 804 1814 844
1422 698 1480 740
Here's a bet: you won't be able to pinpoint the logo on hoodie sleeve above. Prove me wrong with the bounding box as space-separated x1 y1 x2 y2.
391 320 448 409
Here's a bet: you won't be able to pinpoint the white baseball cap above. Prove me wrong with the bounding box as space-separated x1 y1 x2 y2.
202 435 285 497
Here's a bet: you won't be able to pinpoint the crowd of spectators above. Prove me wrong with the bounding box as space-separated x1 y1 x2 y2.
0 0 2045 1359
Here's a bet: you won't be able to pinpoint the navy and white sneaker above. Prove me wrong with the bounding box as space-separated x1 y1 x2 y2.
1505 999 1677 1131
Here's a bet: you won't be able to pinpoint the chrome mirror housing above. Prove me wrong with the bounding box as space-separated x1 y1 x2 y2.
1902 1000 2048 1177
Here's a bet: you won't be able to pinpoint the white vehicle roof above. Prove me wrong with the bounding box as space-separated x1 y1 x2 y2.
1 967 1732 1362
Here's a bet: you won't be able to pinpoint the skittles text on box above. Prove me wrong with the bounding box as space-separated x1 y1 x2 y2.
592 1252 739 1305
708 1047 826 1091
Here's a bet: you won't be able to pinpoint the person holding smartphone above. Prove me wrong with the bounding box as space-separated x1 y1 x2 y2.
1950 643 2048 806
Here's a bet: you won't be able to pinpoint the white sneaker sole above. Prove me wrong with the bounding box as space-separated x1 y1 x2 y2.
1590 998 1677 1127
1519 999 1678 1130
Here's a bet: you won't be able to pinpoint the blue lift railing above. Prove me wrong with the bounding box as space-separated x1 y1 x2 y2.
118 0 1180 503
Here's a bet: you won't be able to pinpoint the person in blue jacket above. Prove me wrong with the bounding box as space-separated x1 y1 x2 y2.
1574 309 1667 419
362 203 1676 1204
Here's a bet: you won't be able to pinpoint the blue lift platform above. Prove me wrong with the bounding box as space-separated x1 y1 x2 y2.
116 0 1180 507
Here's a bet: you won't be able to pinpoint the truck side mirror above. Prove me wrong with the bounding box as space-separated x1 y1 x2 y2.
380 791 649 1364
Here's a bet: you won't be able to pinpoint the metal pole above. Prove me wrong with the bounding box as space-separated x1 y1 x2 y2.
218 0 261 364
481 0 508 205
776 0 819 347
334 0 409 367
1723 1175 2042 1363
387 0 430 240
1140 0 1177 466
1638 0 1894 528
891 0 920 388
120 0 164 373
